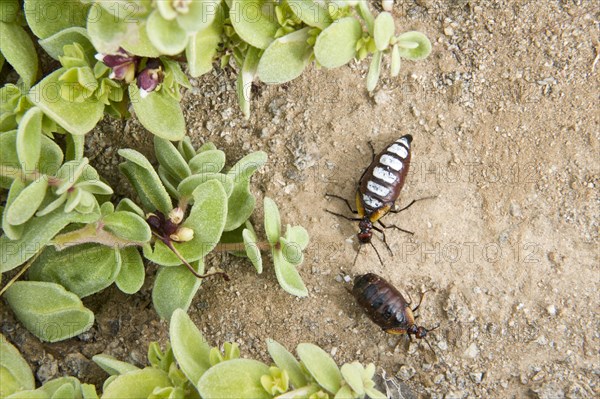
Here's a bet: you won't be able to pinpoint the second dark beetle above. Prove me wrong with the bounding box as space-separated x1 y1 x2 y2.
352 273 433 338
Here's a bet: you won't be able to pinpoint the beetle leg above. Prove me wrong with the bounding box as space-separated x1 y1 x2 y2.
325 209 361 221
378 219 414 236
325 193 358 214
412 289 430 313
390 195 437 213
367 141 376 162
372 225 394 256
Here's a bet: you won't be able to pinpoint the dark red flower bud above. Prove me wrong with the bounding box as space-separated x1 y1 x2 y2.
136 59 164 98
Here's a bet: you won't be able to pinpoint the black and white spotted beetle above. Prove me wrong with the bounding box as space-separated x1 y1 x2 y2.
327 134 420 263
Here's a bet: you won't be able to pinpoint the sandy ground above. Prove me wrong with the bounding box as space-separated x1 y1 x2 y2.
1 1 599 398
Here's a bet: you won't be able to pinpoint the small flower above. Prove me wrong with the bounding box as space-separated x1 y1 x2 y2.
137 59 164 98
96 48 138 83
168 207 184 224
260 367 289 395
170 227 194 242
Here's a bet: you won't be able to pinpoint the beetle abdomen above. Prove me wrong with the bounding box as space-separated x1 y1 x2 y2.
359 135 412 217
352 273 411 331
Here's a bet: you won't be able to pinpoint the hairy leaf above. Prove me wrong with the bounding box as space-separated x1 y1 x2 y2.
0 21 39 87
154 136 191 181
28 70 104 135
236 46 260 118
170 309 212 384
366 50 382 91
314 17 362 69
280 237 303 266
128 85 185 141
196 359 271 399
4 281 94 342
2 179 25 240
396 31 432 60
266 339 307 388
178 173 233 200
263 197 281 245
0 208 99 273
115 247 145 294
273 249 307 297
29 244 121 298
288 0 332 29
0 334 35 397
230 0 278 49
257 27 312 84
186 5 223 77
284 225 309 250
242 228 262 273
146 10 188 55
24 0 89 39
152 260 203 320
297 343 342 393
188 149 225 174
101 367 172 399
373 11 394 51
103 211 151 242
39 27 94 60
92 354 140 376
5 178 48 226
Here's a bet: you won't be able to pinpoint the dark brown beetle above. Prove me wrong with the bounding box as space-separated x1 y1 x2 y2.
351 273 436 339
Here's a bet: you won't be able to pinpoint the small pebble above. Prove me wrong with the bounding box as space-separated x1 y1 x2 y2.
464 342 479 358
470 372 484 384
396 364 416 380
546 304 557 316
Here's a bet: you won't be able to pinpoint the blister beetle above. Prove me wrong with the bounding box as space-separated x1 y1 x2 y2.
351 273 435 337
327 135 425 264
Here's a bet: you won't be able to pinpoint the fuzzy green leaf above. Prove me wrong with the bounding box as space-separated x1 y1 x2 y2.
4 281 94 342
273 249 308 297
128 84 185 141
24 0 89 39
297 343 342 393
365 387 388 399
119 148 173 214
396 31 432 60
103 211 152 242
0 0 19 23
0 208 99 273
284 225 309 250
86 4 128 54
177 137 196 161
280 237 303 266
146 10 188 55
237 46 260 118
263 197 281 245
340 363 364 395
2 179 25 240
366 51 382 91
0 334 35 397
266 339 307 389
143 180 227 266
115 247 145 294
188 149 225 174
0 21 39 88
224 151 267 231
390 44 401 77
152 260 203 320
288 0 332 29
196 359 271 399
92 354 140 376
178 173 234 200
29 244 121 298
186 5 223 77
65 133 86 161
257 27 312 84
242 228 262 273
101 367 172 399
16 108 42 171
373 11 394 51
314 17 362 69
5 178 48 226
115 198 145 218
176 0 219 33
154 136 191 181
28 70 104 135
38 27 93 60
37 377 81 397
170 309 212 384
230 0 278 49
121 20 162 57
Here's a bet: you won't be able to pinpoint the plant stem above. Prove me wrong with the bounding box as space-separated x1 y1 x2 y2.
213 242 272 252
52 223 145 250
0 249 43 297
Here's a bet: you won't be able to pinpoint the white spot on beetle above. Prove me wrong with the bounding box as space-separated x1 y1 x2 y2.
373 166 397 184
388 143 409 159
397 137 410 148
363 194 383 209
380 154 403 171
367 180 390 197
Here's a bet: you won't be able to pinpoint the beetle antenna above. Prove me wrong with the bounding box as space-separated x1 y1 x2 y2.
370 242 384 266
